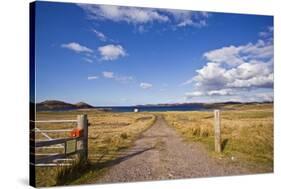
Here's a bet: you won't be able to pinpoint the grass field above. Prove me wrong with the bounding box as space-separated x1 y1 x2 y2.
35 110 156 187
162 103 273 172
34 103 273 186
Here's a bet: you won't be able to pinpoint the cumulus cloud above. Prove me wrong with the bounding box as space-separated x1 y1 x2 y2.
61 42 93 53
78 4 209 28
203 40 273 66
203 46 243 66
190 60 273 91
87 76 99 80
192 62 228 90
140 82 152 89
193 43 273 91
98 44 126 60
92 28 107 41
184 29 273 102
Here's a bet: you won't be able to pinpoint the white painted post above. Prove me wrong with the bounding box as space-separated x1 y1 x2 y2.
214 110 221 153
77 114 88 161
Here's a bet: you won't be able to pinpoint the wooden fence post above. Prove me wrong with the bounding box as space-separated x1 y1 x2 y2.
77 114 88 161
214 110 221 153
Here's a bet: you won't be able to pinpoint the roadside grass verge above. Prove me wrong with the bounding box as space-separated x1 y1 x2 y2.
162 103 273 172
35 111 156 187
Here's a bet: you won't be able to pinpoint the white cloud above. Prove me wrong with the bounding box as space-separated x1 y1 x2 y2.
78 4 168 24
259 26 273 38
102 71 133 83
203 40 273 66
241 41 273 60
184 89 233 99
185 91 204 98
92 28 107 41
225 61 272 80
61 42 93 53
165 9 209 28
227 73 273 88
191 60 273 91
87 76 99 80
140 82 152 89
102 71 114 78
207 89 233 96
192 62 228 90
98 44 126 60
183 30 273 102
203 46 243 66
78 4 209 28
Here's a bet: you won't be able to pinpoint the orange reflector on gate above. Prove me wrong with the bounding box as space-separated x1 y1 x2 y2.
70 128 83 137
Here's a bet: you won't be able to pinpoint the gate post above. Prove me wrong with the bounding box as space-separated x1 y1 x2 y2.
77 114 88 161
214 110 221 153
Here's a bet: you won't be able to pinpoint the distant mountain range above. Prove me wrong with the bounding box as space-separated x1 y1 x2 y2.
36 100 94 111
136 101 272 108
35 100 273 111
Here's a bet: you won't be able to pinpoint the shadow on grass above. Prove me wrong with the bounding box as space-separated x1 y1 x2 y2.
56 146 154 185
221 138 229 151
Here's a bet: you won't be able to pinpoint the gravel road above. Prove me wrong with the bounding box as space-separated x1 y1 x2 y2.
96 115 251 183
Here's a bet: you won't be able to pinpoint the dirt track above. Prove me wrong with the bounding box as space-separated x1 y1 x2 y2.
96 116 251 183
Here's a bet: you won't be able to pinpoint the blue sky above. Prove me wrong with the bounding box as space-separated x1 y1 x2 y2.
34 1 273 106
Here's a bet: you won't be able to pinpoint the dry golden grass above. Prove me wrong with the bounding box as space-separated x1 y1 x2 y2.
162 103 273 172
34 110 156 187
34 103 273 186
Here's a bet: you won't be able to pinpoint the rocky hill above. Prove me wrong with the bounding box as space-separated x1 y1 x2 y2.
36 100 94 111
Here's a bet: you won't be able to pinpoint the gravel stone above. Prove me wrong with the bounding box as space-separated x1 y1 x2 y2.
96 116 251 184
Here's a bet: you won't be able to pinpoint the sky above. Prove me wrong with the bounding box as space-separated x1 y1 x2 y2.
34 1 273 106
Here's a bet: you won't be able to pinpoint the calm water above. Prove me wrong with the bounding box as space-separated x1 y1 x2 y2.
96 104 207 112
